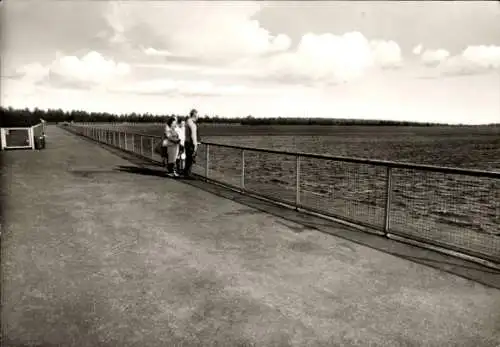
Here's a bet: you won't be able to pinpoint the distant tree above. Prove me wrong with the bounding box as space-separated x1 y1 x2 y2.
1 106 497 127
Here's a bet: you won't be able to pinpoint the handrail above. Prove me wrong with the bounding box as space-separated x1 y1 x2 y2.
92 126 500 178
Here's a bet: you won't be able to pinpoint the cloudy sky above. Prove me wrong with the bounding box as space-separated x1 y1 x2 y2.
1 1 500 124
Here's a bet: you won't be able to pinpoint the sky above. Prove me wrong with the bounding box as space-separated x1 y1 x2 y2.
1 1 500 124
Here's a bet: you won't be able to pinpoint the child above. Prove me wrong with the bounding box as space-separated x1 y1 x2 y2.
175 118 186 173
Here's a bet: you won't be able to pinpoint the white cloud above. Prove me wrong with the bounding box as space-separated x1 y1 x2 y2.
438 45 500 76
15 51 130 88
421 49 450 66
14 62 48 83
270 34 292 52
103 3 403 86
142 47 173 57
135 63 259 77
105 1 291 61
370 40 403 68
417 45 500 76
461 45 500 68
111 78 251 97
251 32 403 84
50 51 130 84
413 44 423 55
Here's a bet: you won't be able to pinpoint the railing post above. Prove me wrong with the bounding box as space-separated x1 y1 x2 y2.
124 133 128 151
241 149 245 189
131 134 135 152
205 144 210 179
383 166 393 236
150 137 154 158
140 136 144 156
295 155 301 209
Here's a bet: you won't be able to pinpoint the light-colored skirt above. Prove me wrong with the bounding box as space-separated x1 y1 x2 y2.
167 144 179 164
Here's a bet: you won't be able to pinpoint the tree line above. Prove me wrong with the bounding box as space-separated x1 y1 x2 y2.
1 106 497 127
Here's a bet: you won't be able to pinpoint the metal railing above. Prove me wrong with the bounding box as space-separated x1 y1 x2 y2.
62 124 500 269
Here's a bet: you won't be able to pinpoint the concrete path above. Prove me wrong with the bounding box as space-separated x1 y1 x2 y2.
1 126 499 347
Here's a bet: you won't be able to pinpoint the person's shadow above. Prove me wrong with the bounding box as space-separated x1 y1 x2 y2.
114 165 168 178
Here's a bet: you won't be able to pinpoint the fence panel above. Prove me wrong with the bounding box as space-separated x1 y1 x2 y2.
4 129 31 148
131 134 142 156
242 150 298 205
192 143 207 177
139 135 153 159
299 157 387 231
150 137 162 163
389 168 500 261
106 130 112 145
206 145 242 188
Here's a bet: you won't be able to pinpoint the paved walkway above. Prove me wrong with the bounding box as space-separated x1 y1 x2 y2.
1 126 499 347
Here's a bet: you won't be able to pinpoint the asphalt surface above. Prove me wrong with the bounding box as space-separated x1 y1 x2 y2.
1 125 499 347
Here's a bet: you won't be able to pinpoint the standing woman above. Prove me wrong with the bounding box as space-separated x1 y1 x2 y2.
165 116 181 177
161 119 170 167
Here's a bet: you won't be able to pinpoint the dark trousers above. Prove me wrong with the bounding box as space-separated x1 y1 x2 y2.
184 142 196 176
166 163 176 173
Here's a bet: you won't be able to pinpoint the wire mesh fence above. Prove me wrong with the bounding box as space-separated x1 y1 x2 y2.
192 143 207 177
389 168 500 260
299 157 387 231
62 125 500 265
243 150 297 205
206 145 243 189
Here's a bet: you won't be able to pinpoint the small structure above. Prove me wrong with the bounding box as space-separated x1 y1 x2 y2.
0 114 46 150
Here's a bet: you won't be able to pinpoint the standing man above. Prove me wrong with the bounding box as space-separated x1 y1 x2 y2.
183 109 199 179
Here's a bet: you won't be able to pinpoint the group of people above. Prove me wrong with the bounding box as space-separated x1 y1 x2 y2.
160 109 199 178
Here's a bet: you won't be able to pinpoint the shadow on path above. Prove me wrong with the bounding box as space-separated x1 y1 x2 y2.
114 165 167 178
